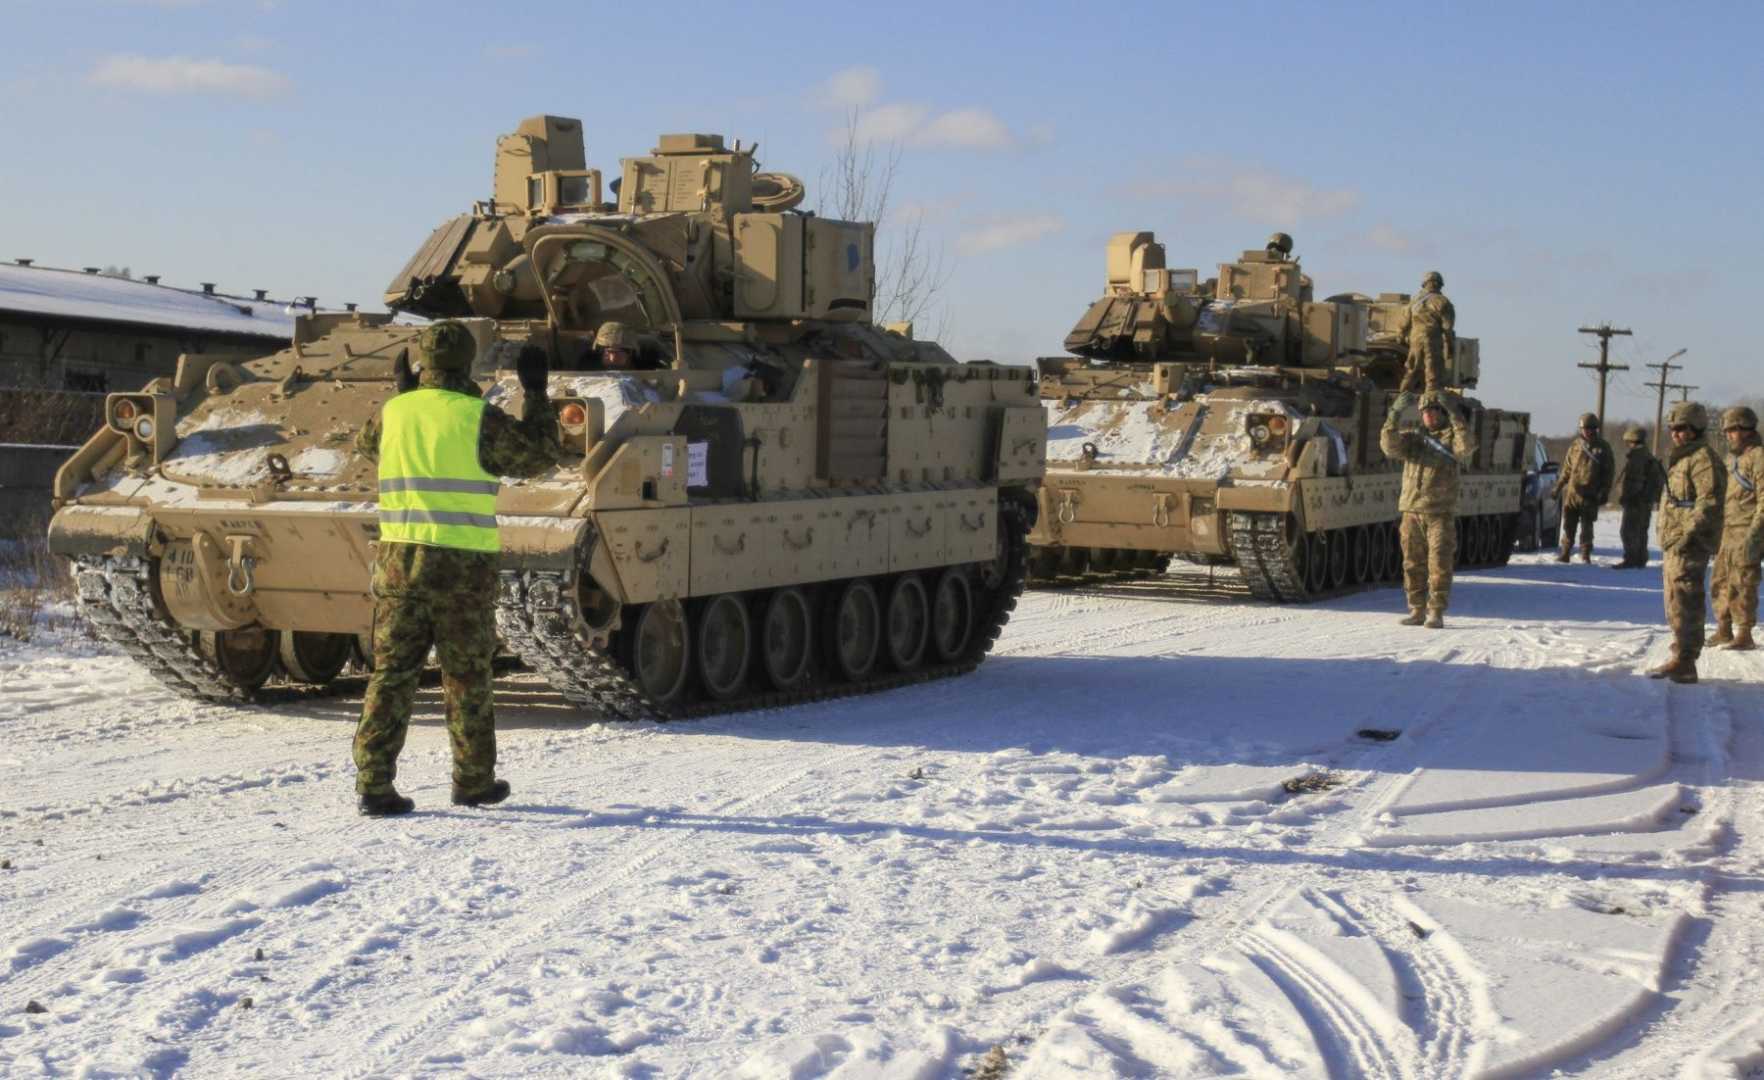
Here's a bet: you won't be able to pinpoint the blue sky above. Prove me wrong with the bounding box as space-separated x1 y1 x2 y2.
3 0 1759 432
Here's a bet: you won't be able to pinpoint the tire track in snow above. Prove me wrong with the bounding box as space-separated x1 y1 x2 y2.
345 739 894 1076
1240 922 1406 1080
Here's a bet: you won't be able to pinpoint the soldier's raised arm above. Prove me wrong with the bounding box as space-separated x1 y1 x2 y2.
1380 392 1417 462
1449 408 1476 466
478 345 562 480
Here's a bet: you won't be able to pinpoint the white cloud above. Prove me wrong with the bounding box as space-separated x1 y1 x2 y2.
915 107 1014 150
957 214 1065 256
851 103 927 144
1129 159 1360 224
822 66 882 109
89 54 290 98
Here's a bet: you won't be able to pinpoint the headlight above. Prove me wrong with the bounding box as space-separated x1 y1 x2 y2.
1249 423 1271 445
134 416 155 441
559 402 587 429
1267 415 1288 435
114 399 138 423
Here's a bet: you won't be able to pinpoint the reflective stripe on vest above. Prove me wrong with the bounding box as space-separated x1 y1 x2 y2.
376 388 500 552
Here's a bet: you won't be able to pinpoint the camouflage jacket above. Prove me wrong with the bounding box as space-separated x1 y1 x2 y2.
1555 434 1614 508
355 369 561 479
1723 440 1764 560
1618 445 1666 507
1657 436 1725 556
1381 410 1475 514
1406 291 1456 342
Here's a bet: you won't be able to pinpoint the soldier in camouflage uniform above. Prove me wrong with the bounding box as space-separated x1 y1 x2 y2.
1611 426 1664 569
1381 391 1475 628
352 322 560 816
1710 406 1764 651
1398 271 1456 394
1648 401 1725 684
1553 412 1615 563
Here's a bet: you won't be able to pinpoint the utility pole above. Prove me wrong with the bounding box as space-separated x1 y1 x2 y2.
1578 323 1633 430
1645 347 1688 457
1670 383 1698 403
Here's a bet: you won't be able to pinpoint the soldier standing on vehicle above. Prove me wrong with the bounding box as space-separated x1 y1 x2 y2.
352 322 561 816
1612 426 1665 569
1710 406 1764 651
1553 412 1614 564
1381 391 1475 629
1399 271 1455 393
1649 401 1725 684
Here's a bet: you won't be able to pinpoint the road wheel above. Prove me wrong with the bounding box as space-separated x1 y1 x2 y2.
1515 507 1539 552
1455 518 1468 568
694 595 751 702
1326 529 1349 589
198 628 280 693
1305 532 1329 594
279 631 351 685
624 600 690 705
884 575 930 672
1366 525 1386 584
1029 548 1062 581
1385 522 1405 581
757 588 813 690
929 569 974 662
827 580 881 682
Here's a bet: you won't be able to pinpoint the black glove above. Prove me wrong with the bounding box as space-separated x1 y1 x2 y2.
516 345 549 396
393 348 418 393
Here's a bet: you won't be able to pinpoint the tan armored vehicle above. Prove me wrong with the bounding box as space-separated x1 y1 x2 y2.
1029 231 1527 600
48 116 1045 717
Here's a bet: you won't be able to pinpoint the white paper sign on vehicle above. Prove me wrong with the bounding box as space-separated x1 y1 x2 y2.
688 441 709 487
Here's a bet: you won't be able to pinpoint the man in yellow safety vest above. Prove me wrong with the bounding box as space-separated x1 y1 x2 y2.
352 321 559 816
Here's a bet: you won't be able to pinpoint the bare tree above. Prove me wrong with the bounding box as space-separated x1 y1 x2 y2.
819 108 951 338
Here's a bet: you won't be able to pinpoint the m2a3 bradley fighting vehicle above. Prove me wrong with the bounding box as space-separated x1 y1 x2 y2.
1027 231 1530 601
46 115 1046 718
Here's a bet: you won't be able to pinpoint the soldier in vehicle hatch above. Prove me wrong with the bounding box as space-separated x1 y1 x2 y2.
351 321 561 816
1648 401 1725 684
1612 426 1666 569
586 320 638 370
1381 391 1475 629
1710 406 1764 651
1399 271 1455 393
1553 412 1615 563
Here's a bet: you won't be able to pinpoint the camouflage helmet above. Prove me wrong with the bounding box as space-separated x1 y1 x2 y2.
594 321 636 351
1266 232 1294 256
1421 270 1444 290
1668 400 1709 433
1578 412 1600 430
1418 391 1450 426
1723 405 1758 431
417 320 475 373
1623 426 1645 444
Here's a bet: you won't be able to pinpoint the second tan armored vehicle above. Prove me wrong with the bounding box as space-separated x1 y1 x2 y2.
1029 232 1528 601
47 116 1045 718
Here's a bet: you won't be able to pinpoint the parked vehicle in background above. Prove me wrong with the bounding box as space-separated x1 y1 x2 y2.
1514 433 1562 552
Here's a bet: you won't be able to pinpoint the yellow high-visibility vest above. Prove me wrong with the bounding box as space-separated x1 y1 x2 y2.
376 388 500 553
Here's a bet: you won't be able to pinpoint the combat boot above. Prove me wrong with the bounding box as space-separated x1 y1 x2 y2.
1709 619 1734 647
1647 652 1694 681
1579 544 1593 564
1555 547 1573 564
1425 610 1445 629
1399 609 1426 626
358 790 415 817
451 779 511 808
1724 626 1756 651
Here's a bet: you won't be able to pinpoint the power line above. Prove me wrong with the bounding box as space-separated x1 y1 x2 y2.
1669 382 1699 403
1577 323 1633 430
1645 348 1688 457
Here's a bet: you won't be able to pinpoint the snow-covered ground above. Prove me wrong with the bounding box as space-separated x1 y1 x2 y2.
4 515 1764 1079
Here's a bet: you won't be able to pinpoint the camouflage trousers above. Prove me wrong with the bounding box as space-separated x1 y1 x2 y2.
353 543 500 796
1619 504 1652 565
1400 512 1457 614
1662 547 1711 661
1712 534 1761 630
1399 334 1447 393
1561 503 1599 554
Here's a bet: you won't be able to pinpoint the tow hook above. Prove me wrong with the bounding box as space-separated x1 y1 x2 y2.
225 535 257 597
